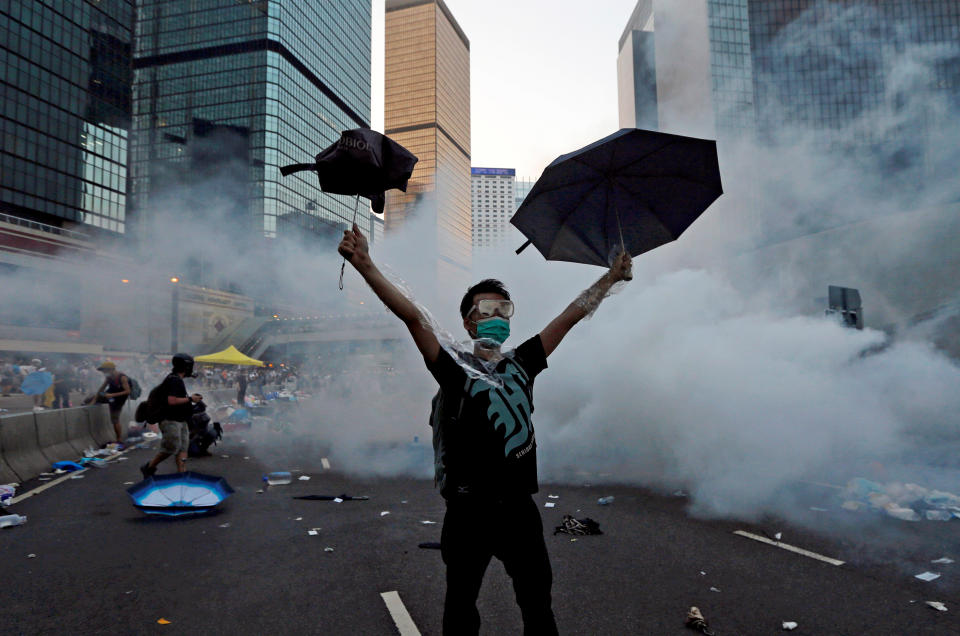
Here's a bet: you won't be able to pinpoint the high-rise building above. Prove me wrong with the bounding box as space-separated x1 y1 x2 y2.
1 0 134 235
471 168 514 249
384 0 471 290
130 1 372 247
617 2 658 130
515 177 536 211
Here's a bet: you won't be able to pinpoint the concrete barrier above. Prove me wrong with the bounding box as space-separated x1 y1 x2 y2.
0 412 49 482
35 409 78 464
0 418 22 484
88 404 116 446
64 407 97 455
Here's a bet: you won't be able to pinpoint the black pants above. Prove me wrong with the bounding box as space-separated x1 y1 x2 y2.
441 494 558 635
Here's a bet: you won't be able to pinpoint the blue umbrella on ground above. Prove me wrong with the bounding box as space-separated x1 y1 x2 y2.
127 472 234 517
20 371 53 395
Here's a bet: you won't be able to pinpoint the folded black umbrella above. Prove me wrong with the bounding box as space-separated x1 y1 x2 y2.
512 128 722 268
280 129 417 214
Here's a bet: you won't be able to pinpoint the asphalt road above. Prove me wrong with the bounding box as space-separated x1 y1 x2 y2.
3 430 960 635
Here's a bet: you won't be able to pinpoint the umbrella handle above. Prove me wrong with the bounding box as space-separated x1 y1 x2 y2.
515 239 532 255
613 198 632 281
338 195 362 292
339 259 346 290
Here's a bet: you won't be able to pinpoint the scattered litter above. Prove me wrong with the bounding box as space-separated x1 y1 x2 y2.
840 478 960 522
915 571 941 582
293 494 368 501
570 538 578 542
544 502 556 508
294 517 303 521
548 494 559 499
324 547 334 552
243 457 250 460
333 498 343 503
925 510 953 521
52 461 83 472
70 474 85 479
123 481 134 485
142 432 158 439
684 606 714 635
218 523 230 528
321 458 331 470
26 553 36 558
308 529 319 536
401 500 408 504
700 571 706 576
38 477 52 482
809 507 828 511
221 454 229 458
553 515 602 536
157 618 171 625
774 532 782 541
380 511 390 516
709 587 721 593
298 475 310 481
931 557 954 564
597 496 614 505
782 621 798 630
926 601 948 612
116 457 129 462
421 520 437 525
418 542 441 550
256 489 264 494
0 514 27 528
264 472 292 486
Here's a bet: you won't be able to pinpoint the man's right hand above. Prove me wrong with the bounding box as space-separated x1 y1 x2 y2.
338 224 370 267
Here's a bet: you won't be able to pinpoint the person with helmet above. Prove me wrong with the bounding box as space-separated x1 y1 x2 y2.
90 361 131 444
141 353 198 477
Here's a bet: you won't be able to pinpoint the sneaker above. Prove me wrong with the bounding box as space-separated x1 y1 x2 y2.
140 463 156 479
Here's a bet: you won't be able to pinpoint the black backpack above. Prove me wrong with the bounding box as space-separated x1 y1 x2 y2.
428 384 468 497
134 383 167 424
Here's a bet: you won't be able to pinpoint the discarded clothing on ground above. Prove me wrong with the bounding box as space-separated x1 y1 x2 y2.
684 606 715 635
553 515 603 536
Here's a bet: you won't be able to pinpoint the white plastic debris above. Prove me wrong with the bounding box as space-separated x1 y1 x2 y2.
324 547 334 552
218 523 230 528
421 520 437 525
709 587 721 593
700 571 706 576
70 474 84 479
774 532 782 541
298 475 310 481
27 553 36 558
544 502 556 508
123 481 134 485
0 485 16 505
333 497 343 503
931 557 955 564
294 517 303 521
926 601 948 612
380 511 390 517
915 571 941 582
548 494 559 499
308 529 318 536
782 621 798 630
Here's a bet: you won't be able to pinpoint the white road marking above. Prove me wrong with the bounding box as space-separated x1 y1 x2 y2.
321 457 331 470
380 591 421 636
734 530 845 566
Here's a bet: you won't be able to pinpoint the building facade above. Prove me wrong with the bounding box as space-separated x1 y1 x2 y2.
130 0 372 249
1 0 134 235
384 0 471 291
471 167 514 249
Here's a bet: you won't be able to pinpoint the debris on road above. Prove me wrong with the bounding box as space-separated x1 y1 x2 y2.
597 496 614 505
684 606 715 635
324 547 334 552
26 553 36 558
218 523 230 528
157 618 171 625
931 557 954 564
421 520 437 525
294 517 303 521
0 484 15 505
782 621 798 630
544 502 556 508
298 475 310 481
548 494 559 499
915 571 941 582
293 494 369 501
70 474 85 479
0 514 27 528
52 461 83 472
840 478 960 521
380 511 390 516
926 601 948 612
263 471 292 485
553 515 602 536
709 587 721 593
307 529 319 536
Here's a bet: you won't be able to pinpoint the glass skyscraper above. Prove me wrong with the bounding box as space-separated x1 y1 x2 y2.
1 0 134 234
130 0 371 243
384 0 471 291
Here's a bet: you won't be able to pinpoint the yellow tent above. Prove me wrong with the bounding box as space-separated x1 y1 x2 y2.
194 345 264 367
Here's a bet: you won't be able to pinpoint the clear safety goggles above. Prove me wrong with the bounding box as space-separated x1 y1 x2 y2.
470 299 514 319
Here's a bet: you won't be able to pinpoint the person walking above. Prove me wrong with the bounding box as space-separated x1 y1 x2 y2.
236 368 248 405
91 361 131 444
338 224 631 635
141 354 197 477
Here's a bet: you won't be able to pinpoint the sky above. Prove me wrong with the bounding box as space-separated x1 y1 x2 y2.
370 0 640 180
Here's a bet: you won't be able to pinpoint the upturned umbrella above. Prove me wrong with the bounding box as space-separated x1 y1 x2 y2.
279 128 417 215
127 471 234 517
512 128 722 269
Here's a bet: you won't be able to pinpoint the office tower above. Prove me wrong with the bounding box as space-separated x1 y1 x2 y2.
1 0 134 234
471 168 515 248
130 1 372 246
384 0 471 289
617 1 658 130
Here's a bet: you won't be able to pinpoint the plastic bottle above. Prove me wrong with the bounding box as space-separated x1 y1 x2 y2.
597 496 615 505
263 472 292 486
0 514 27 528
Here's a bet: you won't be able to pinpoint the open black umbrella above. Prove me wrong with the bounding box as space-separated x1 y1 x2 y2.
280 129 418 288
280 129 417 215
512 128 722 269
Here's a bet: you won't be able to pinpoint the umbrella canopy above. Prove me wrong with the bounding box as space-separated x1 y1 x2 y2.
21 371 53 395
279 129 418 214
195 345 264 367
511 128 722 268
127 471 234 517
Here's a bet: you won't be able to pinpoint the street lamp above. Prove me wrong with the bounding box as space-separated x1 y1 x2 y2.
170 276 180 353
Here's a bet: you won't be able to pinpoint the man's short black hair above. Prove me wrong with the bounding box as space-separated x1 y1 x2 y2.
460 279 510 318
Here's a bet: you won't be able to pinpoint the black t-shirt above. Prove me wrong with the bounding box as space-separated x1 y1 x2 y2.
158 373 191 422
426 335 548 499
